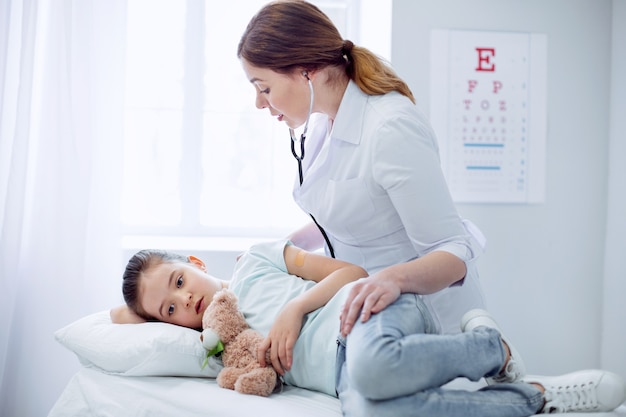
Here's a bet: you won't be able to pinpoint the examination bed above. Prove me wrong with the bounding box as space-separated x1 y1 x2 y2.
49 310 626 417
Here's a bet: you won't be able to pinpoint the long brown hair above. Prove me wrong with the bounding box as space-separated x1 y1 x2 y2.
237 0 415 103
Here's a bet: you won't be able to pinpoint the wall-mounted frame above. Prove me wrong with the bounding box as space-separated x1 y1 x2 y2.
430 29 547 204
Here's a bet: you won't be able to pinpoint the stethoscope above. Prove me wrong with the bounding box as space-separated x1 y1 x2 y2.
288 71 335 258
289 71 314 186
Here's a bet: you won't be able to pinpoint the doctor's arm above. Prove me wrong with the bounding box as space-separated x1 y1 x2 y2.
340 117 471 336
340 251 466 336
286 221 325 251
258 244 368 375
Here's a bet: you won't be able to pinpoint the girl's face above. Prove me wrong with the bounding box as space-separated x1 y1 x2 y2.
241 59 312 129
139 258 223 329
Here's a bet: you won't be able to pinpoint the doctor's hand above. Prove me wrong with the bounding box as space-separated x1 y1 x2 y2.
257 303 304 376
340 275 401 337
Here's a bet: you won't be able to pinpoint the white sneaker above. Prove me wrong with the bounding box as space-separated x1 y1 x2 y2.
523 370 626 413
460 309 526 384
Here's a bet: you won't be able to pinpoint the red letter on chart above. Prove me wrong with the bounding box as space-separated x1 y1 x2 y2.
476 48 495 72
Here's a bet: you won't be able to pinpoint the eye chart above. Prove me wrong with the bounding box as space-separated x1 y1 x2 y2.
430 30 547 203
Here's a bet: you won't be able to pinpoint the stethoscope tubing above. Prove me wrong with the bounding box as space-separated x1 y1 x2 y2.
287 75 336 258
289 76 314 162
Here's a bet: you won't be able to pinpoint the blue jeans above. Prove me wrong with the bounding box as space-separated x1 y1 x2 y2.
335 293 545 417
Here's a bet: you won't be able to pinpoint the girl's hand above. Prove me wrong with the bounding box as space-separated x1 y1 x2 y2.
110 305 147 324
339 275 401 337
257 302 305 375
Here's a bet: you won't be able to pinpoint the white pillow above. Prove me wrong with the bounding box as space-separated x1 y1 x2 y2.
55 310 222 377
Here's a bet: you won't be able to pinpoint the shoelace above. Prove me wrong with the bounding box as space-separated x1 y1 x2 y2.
543 380 599 413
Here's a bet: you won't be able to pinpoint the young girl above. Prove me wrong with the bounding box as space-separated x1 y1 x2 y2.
112 239 625 416
113 240 367 394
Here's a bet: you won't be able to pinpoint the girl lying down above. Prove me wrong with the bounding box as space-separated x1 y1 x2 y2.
111 239 626 417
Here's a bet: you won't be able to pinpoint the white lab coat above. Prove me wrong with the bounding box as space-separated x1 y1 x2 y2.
293 81 487 334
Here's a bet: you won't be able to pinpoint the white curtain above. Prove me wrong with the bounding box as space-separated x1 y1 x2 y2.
0 1 127 415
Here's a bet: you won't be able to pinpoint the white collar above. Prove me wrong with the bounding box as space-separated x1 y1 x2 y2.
331 80 368 145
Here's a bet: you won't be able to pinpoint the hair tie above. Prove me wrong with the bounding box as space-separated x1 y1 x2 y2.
341 40 354 62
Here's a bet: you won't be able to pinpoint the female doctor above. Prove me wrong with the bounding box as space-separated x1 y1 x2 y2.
237 2 626 415
238 0 484 338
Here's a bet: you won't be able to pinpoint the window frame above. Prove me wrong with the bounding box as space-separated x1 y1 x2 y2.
121 0 391 243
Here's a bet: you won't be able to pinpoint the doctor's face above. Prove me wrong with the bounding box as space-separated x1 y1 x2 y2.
241 59 312 129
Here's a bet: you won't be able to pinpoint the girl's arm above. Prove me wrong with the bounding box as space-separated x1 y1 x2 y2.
283 244 368 314
258 244 368 374
110 305 147 324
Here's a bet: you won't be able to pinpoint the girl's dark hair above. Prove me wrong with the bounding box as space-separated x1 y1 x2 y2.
122 249 189 320
237 0 415 103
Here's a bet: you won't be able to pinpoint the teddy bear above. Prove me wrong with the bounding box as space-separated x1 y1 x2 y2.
200 288 279 397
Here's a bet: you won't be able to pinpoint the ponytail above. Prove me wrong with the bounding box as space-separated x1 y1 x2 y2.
343 40 415 104
238 0 415 103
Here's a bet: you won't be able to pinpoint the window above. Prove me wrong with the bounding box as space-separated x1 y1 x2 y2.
121 0 391 244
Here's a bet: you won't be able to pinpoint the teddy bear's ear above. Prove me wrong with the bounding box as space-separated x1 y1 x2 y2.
224 289 238 302
213 288 229 302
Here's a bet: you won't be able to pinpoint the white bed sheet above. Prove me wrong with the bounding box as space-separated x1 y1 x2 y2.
47 368 342 417
48 368 626 417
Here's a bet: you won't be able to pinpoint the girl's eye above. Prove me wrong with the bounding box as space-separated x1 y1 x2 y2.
168 304 175 316
176 276 183 288
259 87 269 94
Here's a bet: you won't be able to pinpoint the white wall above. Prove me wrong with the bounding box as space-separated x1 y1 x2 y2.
602 0 626 381
392 0 621 378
